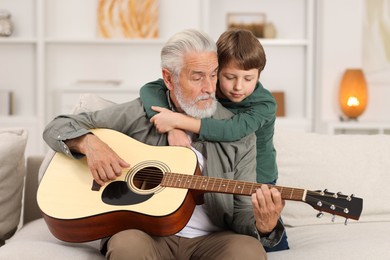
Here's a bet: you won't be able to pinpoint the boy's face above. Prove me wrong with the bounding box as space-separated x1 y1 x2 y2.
218 62 259 103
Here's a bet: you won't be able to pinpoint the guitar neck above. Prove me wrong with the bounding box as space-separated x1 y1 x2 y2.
161 172 306 202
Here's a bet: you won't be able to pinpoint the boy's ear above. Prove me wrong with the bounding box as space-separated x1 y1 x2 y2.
162 69 174 91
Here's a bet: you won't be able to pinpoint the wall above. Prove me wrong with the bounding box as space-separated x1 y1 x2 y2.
315 0 390 132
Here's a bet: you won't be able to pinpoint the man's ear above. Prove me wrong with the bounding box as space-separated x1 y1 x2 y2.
162 69 174 91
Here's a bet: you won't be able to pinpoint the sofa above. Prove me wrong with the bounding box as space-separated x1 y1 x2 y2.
1 96 390 259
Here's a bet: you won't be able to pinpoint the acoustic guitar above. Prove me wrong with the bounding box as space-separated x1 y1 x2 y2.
37 129 363 243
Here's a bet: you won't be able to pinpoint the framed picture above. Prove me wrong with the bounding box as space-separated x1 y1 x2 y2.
227 13 266 38
97 0 159 39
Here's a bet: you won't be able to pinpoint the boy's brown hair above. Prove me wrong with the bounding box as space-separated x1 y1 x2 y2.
216 29 266 76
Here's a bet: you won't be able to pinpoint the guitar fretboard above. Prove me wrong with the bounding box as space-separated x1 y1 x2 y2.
161 172 305 201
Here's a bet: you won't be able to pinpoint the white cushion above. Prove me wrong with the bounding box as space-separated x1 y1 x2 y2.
274 131 390 227
0 128 27 245
268 222 390 260
70 93 117 114
0 219 103 259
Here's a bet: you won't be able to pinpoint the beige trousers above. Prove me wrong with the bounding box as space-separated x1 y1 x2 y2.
106 229 267 260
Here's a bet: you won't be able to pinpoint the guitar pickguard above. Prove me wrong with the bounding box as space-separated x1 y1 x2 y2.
102 181 154 206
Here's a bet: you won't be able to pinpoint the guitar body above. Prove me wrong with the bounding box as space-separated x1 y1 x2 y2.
37 129 200 242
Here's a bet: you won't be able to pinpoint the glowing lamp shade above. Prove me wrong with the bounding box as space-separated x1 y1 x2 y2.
339 69 368 119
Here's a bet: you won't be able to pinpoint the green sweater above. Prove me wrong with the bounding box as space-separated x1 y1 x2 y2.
140 79 278 183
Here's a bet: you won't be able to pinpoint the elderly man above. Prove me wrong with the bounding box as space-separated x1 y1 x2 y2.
43 29 285 259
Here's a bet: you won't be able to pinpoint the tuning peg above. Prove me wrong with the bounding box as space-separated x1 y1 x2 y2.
332 215 336 222
344 218 348 226
317 212 324 218
347 194 354 201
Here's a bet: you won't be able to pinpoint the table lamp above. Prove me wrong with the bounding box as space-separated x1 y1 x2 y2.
339 69 368 120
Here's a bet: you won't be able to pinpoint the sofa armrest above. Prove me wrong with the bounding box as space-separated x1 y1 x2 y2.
23 156 44 225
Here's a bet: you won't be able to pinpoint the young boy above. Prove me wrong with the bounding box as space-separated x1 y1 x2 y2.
141 29 277 184
140 29 289 251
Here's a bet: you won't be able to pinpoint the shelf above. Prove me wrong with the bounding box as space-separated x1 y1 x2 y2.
44 38 167 45
58 87 139 95
259 39 309 46
0 38 37 44
328 121 390 135
43 38 309 46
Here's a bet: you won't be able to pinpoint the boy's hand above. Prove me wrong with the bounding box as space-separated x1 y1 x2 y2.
150 106 178 133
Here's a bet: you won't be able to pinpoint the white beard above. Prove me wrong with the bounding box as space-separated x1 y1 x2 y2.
173 83 217 119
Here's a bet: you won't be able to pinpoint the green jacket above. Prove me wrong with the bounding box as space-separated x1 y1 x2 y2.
43 98 285 248
140 79 278 183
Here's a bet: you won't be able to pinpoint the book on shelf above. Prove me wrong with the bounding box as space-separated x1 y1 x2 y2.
0 90 12 116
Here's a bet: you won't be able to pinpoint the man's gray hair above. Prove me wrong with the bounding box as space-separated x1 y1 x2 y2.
161 29 217 77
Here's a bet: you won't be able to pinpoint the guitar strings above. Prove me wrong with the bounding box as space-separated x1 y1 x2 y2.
130 168 352 218
132 168 344 200
129 168 306 199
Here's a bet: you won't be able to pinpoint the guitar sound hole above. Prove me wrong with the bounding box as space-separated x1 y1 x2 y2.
133 166 163 191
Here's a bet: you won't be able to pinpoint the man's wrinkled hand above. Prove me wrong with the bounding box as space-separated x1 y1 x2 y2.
67 134 130 186
251 184 285 235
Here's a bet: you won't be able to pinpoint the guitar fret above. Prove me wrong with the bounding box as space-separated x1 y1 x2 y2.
210 177 216 191
236 182 243 194
181 174 188 188
224 180 229 192
175 174 182 188
164 173 171 186
244 182 252 195
232 181 237 193
216 178 221 192
186 175 191 188
190 175 197 189
250 183 255 194
289 188 294 200
279 186 284 196
202 178 208 190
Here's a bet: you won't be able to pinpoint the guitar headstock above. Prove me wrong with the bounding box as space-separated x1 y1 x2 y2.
305 190 363 221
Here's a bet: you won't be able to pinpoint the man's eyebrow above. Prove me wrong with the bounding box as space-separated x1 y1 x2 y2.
191 71 205 75
191 67 219 75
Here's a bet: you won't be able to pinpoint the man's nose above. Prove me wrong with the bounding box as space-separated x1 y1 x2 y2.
202 77 216 93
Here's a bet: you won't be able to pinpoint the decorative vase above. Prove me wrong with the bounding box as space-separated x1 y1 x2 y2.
0 9 13 37
263 22 277 39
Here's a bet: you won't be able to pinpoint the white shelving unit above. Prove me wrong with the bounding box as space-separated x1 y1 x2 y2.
328 121 390 135
0 0 316 155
